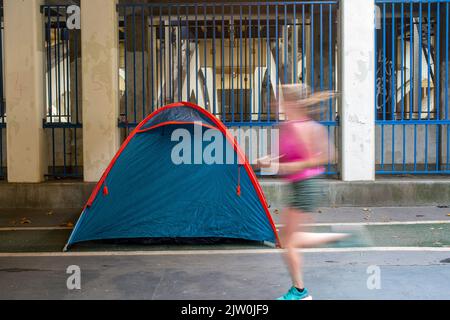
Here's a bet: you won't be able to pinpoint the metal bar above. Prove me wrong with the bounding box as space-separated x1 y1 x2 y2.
75 30 79 125
187 5 190 103
240 5 244 122
204 4 207 110
401 3 405 170
275 5 279 122
293 4 297 84
56 6 61 123
257 5 261 121
132 5 137 122
400 3 404 121
380 3 386 169
376 119 450 125
150 6 154 111
249 5 253 124
447 3 450 170
427 1 431 120
382 3 386 121
266 3 270 123
391 3 395 171
141 5 145 119
310 4 314 93
418 3 423 119
47 6 53 123
320 4 323 121
410 2 414 120
302 5 305 85
164 6 171 103
159 5 163 107
284 4 288 84
329 3 333 122
221 4 225 121
196 4 199 105
436 2 441 171
213 5 217 115
179 5 182 102
230 5 234 120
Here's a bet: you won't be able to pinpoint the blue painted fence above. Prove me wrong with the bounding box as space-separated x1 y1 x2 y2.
0 5 5 180
117 1 339 175
375 0 450 174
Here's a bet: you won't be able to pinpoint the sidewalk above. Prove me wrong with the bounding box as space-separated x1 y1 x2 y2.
1 206 449 228
0 207 449 253
0 207 449 300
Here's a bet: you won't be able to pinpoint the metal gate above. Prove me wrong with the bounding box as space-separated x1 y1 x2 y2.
42 4 82 179
0 4 5 180
375 0 450 174
117 1 339 175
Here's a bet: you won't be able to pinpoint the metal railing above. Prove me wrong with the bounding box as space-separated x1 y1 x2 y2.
375 0 450 174
42 4 82 179
0 5 5 180
117 1 339 175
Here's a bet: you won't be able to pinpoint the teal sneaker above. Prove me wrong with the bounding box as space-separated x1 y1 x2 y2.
277 287 312 300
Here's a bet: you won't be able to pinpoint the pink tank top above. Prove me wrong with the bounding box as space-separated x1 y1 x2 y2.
279 119 325 182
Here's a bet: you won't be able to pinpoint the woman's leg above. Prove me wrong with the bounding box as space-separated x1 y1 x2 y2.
281 208 309 289
281 208 349 289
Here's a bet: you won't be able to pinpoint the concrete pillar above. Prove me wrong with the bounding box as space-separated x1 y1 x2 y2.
81 0 120 182
4 0 47 182
340 0 375 181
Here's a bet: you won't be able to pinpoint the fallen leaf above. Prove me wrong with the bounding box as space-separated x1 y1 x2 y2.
59 222 74 228
20 218 31 224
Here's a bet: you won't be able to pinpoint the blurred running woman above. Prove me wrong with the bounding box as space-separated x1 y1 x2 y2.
258 84 348 300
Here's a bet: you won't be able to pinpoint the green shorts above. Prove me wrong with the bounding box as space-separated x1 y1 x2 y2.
284 178 321 212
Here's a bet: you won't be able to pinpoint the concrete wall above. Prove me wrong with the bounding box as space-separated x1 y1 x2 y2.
1 178 449 209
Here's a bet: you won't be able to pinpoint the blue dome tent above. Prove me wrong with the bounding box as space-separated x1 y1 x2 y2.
64 102 279 250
